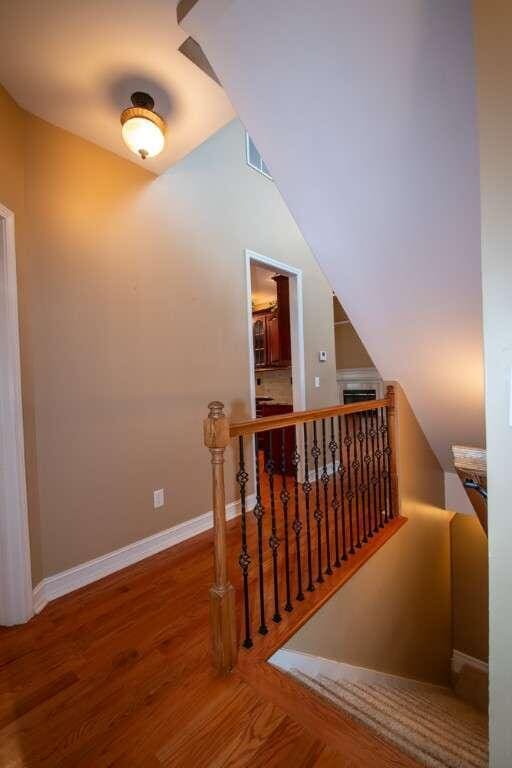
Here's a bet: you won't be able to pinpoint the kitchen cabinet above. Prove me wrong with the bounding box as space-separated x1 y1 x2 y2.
252 275 291 369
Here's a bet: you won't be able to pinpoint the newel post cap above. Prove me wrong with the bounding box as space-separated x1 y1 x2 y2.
204 401 230 449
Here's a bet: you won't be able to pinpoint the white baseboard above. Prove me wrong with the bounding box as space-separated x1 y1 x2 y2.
32 493 255 615
451 649 488 675
271 648 450 693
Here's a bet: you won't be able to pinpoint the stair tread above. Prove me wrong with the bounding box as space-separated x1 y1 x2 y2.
291 669 488 768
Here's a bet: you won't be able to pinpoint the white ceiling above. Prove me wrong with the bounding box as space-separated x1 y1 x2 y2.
0 0 235 175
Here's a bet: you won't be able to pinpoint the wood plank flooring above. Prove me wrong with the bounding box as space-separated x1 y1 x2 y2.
0 469 415 767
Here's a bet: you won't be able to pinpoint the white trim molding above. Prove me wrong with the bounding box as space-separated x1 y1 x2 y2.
245 249 306 416
451 649 488 675
0 204 33 625
32 494 254 614
336 367 384 404
271 648 450 694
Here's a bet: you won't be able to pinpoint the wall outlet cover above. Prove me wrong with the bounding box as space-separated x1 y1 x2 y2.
153 489 165 509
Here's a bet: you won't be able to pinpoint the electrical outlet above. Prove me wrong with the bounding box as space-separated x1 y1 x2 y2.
153 489 164 509
314 376 320 388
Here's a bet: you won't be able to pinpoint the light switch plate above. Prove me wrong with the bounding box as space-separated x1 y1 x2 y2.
319 351 327 362
153 489 165 509
314 376 320 388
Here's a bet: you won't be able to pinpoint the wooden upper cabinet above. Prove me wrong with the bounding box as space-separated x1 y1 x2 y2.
267 312 280 366
252 317 266 368
274 275 291 365
252 275 291 369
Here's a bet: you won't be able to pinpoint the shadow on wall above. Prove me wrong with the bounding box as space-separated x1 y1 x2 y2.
283 382 453 686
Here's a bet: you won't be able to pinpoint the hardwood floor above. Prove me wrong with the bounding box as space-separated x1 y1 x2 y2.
0 474 415 767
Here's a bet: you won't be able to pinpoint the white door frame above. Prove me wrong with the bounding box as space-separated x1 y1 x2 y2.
0 203 33 625
245 248 306 416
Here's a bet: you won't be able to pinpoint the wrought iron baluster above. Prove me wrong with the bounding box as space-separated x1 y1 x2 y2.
329 417 341 567
337 415 348 561
343 414 356 555
369 410 379 533
363 412 373 538
237 436 252 648
383 406 394 519
253 439 268 635
292 439 304 601
357 415 368 544
352 414 362 548
321 419 333 576
375 409 384 527
312 421 324 583
302 422 315 592
280 431 293 612
265 436 281 623
377 409 388 524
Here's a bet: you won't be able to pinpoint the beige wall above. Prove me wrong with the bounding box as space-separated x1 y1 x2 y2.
0 87 337 580
474 2 512 764
333 298 374 370
451 513 488 662
285 383 452 685
334 324 374 370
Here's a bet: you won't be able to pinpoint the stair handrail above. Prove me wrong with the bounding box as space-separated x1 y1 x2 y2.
204 386 399 675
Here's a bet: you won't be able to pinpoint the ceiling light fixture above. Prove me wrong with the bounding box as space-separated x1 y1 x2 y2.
120 92 166 160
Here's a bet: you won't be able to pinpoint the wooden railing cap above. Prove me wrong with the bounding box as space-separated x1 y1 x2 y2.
229 397 391 438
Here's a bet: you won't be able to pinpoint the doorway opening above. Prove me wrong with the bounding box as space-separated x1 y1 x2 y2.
245 249 305 475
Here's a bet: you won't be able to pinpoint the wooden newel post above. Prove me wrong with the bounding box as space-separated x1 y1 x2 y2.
203 401 238 675
386 385 400 517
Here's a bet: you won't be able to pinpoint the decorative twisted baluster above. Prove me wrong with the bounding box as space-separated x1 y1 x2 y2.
329 417 341 567
265 438 281 623
363 412 373 538
369 411 380 533
253 443 268 635
321 419 333 575
292 440 304 601
280 431 293 612
378 408 388 524
312 421 324 583
236 436 252 648
344 415 356 554
375 409 384 527
356 415 368 544
351 414 362 548
385 386 397 519
337 415 348 561
302 422 315 592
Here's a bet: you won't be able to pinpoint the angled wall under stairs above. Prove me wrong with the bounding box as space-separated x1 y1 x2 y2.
283 385 452 686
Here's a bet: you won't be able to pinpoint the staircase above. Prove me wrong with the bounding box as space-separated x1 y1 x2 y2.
203 390 402 674
202 396 490 766
291 669 488 768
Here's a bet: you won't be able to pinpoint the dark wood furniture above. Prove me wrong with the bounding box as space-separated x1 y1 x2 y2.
252 275 291 369
259 401 294 474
